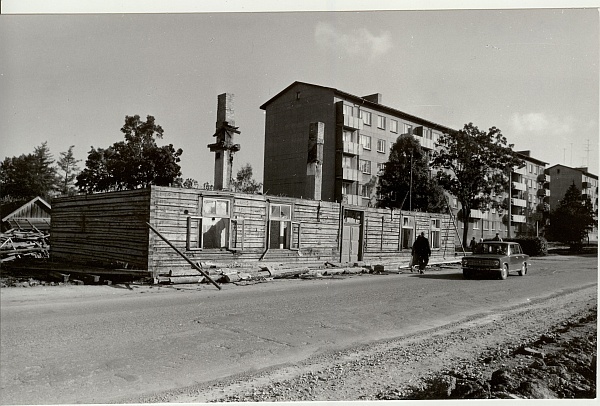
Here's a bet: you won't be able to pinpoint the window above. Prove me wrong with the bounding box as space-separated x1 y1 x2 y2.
343 104 354 117
360 110 372 126
390 119 398 133
187 197 232 250
269 203 299 250
377 162 386 173
342 155 354 169
430 218 441 249
377 115 386 129
361 184 372 197
404 124 413 135
473 219 480 230
401 216 415 250
425 128 433 140
343 129 356 143
360 134 371 150
483 220 490 230
491 221 496 231
359 159 371 174
451 197 458 209
377 139 386 153
529 164 533 173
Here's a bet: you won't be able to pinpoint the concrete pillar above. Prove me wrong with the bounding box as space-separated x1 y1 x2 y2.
209 93 240 191
306 122 324 200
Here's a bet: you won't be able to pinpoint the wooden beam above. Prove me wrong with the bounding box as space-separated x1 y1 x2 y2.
146 222 221 290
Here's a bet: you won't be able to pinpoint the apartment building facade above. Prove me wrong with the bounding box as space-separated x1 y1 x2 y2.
261 81 553 244
546 164 598 242
260 81 451 205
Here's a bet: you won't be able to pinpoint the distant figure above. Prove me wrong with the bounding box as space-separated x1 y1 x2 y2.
412 232 431 274
492 233 503 241
469 237 477 251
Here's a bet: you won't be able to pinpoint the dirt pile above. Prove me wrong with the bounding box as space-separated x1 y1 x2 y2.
378 308 597 400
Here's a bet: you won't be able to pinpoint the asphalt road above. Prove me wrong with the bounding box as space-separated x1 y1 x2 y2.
1 254 597 404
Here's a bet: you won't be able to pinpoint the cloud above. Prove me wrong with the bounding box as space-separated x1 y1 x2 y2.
314 21 392 59
509 112 575 139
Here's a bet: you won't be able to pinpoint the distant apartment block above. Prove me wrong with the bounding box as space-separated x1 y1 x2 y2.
260 81 555 241
546 164 598 242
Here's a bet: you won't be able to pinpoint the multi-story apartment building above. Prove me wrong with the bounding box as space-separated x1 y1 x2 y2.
546 164 598 242
261 81 553 244
260 81 451 204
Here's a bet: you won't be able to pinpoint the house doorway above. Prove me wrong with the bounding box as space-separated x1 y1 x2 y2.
341 209 363 263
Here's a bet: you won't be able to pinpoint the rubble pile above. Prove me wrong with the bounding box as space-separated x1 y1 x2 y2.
0 229 49 263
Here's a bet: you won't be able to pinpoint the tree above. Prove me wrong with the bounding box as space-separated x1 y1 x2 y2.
57 145 81 196
377 135 446 212
76 115 183 193
431 123 524 247
547 183 596 251
232 163 262 194
0 142 58 201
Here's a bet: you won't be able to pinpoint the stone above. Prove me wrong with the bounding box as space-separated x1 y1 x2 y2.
428 375 456 398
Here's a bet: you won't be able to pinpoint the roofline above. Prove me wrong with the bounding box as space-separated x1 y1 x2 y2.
1 196 51 222
547 163 598 179
260 81 456 134
516 151 548 166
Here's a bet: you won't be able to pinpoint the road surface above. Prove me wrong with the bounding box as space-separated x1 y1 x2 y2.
1 254 597 404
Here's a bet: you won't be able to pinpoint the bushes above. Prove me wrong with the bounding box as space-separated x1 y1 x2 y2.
506 237 548 257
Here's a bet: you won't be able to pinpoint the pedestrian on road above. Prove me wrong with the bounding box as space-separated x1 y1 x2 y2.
492 233 503 241
469 237 476 252
412 232 431 274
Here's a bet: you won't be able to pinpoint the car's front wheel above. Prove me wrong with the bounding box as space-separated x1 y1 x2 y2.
499 264 508 280
518 263 527 276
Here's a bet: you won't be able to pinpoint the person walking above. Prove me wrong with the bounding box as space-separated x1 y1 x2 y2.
492 233 503 241
412 232 431 274
469 237 477 252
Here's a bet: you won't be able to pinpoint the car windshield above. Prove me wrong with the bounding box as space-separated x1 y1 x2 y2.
474 243 507 255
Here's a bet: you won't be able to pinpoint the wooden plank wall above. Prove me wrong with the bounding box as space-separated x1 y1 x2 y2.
148 186 455 275
50 189 151 269
362 207 456 262
49 186 455 276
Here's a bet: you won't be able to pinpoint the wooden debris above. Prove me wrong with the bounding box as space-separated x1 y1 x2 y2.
0 229 49 262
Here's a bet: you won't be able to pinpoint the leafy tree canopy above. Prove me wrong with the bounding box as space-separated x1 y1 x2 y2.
547 183 596 250
76 115 183 193
232 163 262 194
0 142 58 201
431 123 524 246
377 135 446 213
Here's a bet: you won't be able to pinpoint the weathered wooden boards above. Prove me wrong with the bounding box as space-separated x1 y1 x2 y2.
0 229 49 262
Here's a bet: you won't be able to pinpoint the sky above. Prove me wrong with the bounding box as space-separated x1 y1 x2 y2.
1 1 598 187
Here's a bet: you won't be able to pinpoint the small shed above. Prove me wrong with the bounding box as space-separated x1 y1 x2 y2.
1 197 52 232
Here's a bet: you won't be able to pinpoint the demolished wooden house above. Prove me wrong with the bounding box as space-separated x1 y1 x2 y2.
49 186 457 279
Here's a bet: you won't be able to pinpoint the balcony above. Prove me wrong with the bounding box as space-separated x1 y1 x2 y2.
343 114 363 130
513 166 526 176
511 198 527 207
537 173 550 183
342 194 362 206
341 141 362 156
341 167 360 181
537 188 550 197
512 182 527 192
417 136 435 150
582 181 590 189
469 209 485 219
511 214 526 223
